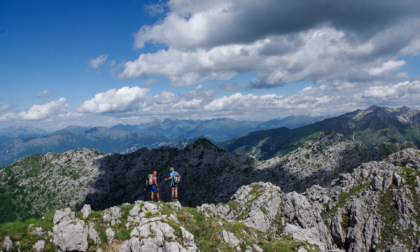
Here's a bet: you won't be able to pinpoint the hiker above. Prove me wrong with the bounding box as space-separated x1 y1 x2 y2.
164 167 180 202
150 171 160 202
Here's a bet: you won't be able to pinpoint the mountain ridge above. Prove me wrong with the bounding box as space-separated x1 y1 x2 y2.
1 145 419 251
221 106 420 159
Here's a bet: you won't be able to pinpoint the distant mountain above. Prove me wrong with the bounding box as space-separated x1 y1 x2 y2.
0 126 47 139
112 116 323 142
0 127 171 167
220 106 420 159
257 115 325 129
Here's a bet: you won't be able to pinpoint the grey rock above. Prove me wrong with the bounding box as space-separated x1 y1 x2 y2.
33 240 45 252
181 226 197 251
2 236 13 252
388 148 420 170
143 202 159 215
224 182 284 234
81 204 92 219
53 207 75 224
371 175 384 191
53 208 88 252
106 227 115 245
129 204 141 216
88 221 101 245
29 225 44 236
103 206 122 225
283 191 319 229
283 224 326 251
221 229 240 247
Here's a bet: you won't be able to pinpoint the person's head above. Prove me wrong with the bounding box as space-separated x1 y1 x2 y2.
153 170 157 176
170 167 174 172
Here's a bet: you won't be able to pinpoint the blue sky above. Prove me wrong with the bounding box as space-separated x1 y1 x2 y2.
1 0 420 131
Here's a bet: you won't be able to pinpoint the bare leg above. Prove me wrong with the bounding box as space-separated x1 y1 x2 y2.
175 187 178 200
156 192 160 202
151 192 154 202
171 187 175 200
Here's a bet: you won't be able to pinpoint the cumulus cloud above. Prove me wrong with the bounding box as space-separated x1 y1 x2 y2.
136 0 420 49
368 60 406 76
120 0 420 90
89 55 108 70
37 90 51 98
70 80 419 124
77 86 150 113
0 98 68 121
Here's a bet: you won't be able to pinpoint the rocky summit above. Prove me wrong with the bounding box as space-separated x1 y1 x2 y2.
1 146 420 251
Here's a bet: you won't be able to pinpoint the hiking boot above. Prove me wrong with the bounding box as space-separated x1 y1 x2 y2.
171 199 175 202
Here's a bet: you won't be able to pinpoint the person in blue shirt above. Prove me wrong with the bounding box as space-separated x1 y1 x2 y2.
164 167 179 202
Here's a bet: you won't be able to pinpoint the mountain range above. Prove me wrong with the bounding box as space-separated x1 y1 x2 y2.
0 116 323 167
221 106 420 159
111 116 325 141
0 133 419 251
1 106 420 251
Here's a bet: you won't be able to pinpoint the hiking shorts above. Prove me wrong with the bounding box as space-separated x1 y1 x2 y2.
171 183 179 188
151 185 158 193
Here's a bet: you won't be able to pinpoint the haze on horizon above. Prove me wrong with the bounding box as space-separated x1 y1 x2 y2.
1 0 420 131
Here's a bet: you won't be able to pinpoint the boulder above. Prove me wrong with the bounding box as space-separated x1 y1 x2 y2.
53 209 88 251
2 236 13 252
81 204 92 219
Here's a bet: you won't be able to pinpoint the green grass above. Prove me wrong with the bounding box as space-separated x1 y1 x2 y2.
376 167 420 250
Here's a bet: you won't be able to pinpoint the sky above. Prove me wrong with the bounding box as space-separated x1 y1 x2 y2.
1 0 420 131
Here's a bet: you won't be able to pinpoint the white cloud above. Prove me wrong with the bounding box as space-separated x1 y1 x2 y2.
89 55 108 70
145 0 166 16
0 98 68 121
368 60 406 76
3 80 420 129
118 0 420 92
361 81 420 101
77 86 150 113
37 90 51 98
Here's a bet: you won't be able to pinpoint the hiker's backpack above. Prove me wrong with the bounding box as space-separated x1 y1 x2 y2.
173 172 181 184
145 174 153 191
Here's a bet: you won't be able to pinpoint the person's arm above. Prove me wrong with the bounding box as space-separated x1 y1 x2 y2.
164 175 173 181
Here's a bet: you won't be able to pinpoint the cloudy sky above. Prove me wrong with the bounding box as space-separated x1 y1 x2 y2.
1 0 420 131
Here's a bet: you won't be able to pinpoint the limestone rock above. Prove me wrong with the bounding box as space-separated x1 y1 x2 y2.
2 236 13 252
143 202 159 215
33 240 45 252
53 208 88 252
53 207 75 224
81 204 92 219
181 226 197 251
221 229 240 247
283 224 326 251
88 222 101 245
388 148 420 170
106 227 115 245
225 182 284 233
103 206 122 225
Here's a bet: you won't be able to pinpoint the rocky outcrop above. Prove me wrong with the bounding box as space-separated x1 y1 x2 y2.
198 148 420 251
53 208 89 251
2 236 12 252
